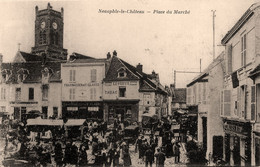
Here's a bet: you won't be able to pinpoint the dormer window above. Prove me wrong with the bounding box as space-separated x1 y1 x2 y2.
17 68 29 83
41 67 53 84
117 67 127 78
1 69 11 83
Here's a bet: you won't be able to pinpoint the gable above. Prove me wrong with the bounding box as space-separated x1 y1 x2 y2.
104 56 139 81
13 52 26 63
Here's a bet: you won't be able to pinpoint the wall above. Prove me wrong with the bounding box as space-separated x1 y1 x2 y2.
207 56 225 159
103 80 139 100
61 63 105 101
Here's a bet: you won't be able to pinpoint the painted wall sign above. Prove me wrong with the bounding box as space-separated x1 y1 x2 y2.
105 90 118 94
64 83 100 87
106 81 138 86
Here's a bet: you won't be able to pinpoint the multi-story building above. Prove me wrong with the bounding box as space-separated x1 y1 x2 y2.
0 3 67 121
61 52 109 120
186 53 225 161
103 51 168 124
220 3 260 166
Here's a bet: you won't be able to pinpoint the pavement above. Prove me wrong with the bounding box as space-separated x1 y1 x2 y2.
0 137 189 167
129 142 188 167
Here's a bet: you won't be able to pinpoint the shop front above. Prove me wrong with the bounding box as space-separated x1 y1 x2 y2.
62 101 103 120
103 100 139 125
254 123 260 166
223 119 251 166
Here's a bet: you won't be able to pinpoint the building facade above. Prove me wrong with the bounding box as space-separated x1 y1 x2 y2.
61 53 107 120
0 3 67 121
220 3 260 166
186 53 225 161
103 51 168 124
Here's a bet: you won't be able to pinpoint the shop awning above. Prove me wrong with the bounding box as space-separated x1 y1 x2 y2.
176 109 187 114
27 119 63 126
65 119 86 126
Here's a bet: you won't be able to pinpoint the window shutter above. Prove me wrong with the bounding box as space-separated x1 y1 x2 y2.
223 90 231 116
237 87 240 117
220 90 224 116
244 85 247 119
226 44 232 74
251 86 256 121
70 70 72 81
73 70 76 81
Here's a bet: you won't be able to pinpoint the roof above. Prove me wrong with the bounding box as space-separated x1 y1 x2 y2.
104 55 167 94
221 3 259 44
172 88 186 103
71 52 95 60
13 51 61 62
249 64 260 79
27 119 63 126
65 119 86 126
1 61 64 83
187 52 224 87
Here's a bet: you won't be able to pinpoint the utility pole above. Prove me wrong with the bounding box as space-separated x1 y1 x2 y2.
211 10 216 60
200 58 202 73
18 43 21 51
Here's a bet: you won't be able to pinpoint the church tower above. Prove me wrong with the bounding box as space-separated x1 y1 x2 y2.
31 3 68 60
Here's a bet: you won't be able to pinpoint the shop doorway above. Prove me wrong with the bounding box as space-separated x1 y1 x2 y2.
233 136 241 166
225 134 230 164
116 108 125 122
256 138 260 166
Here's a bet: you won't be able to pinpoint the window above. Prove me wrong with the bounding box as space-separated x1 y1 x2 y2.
119 87 126 97
69 70 76 82
0 106 6 112
29 88 34 100
42 106 48 119
241 34 246 67
39 30 46 45
220 89 231 117
91 69 97 82
69 88 75 100
144 94 151 105
53 107 58 118
1 87 6 100
15 88 21 101
90 88 96 100
117 68 126 78
42 85 48 101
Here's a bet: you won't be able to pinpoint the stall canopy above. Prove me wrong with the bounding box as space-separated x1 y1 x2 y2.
65 119 86 126
27 118 63 126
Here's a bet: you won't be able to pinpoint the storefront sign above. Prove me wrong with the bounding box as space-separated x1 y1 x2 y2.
105 81 138 86
10 101 38 104
224 124 243 133
105 90 117 94
64 83 99 87
255 123 260 132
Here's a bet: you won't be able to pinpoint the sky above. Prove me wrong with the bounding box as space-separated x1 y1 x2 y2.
0 0 258 88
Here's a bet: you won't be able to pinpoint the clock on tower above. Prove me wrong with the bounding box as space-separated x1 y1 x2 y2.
31 3 67 60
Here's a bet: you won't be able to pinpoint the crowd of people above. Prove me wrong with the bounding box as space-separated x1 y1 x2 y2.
1 117 187 167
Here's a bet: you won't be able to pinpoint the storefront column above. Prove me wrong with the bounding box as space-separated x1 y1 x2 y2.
197 115 203 143
230 135 234 166
240 138 245 166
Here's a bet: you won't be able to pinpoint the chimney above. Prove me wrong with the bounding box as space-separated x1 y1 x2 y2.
113 50 117 56
61 7 64 18
35 6 38 15
0 54 3 65
170 84 175 88
136 63 143 72
107 52 111 59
